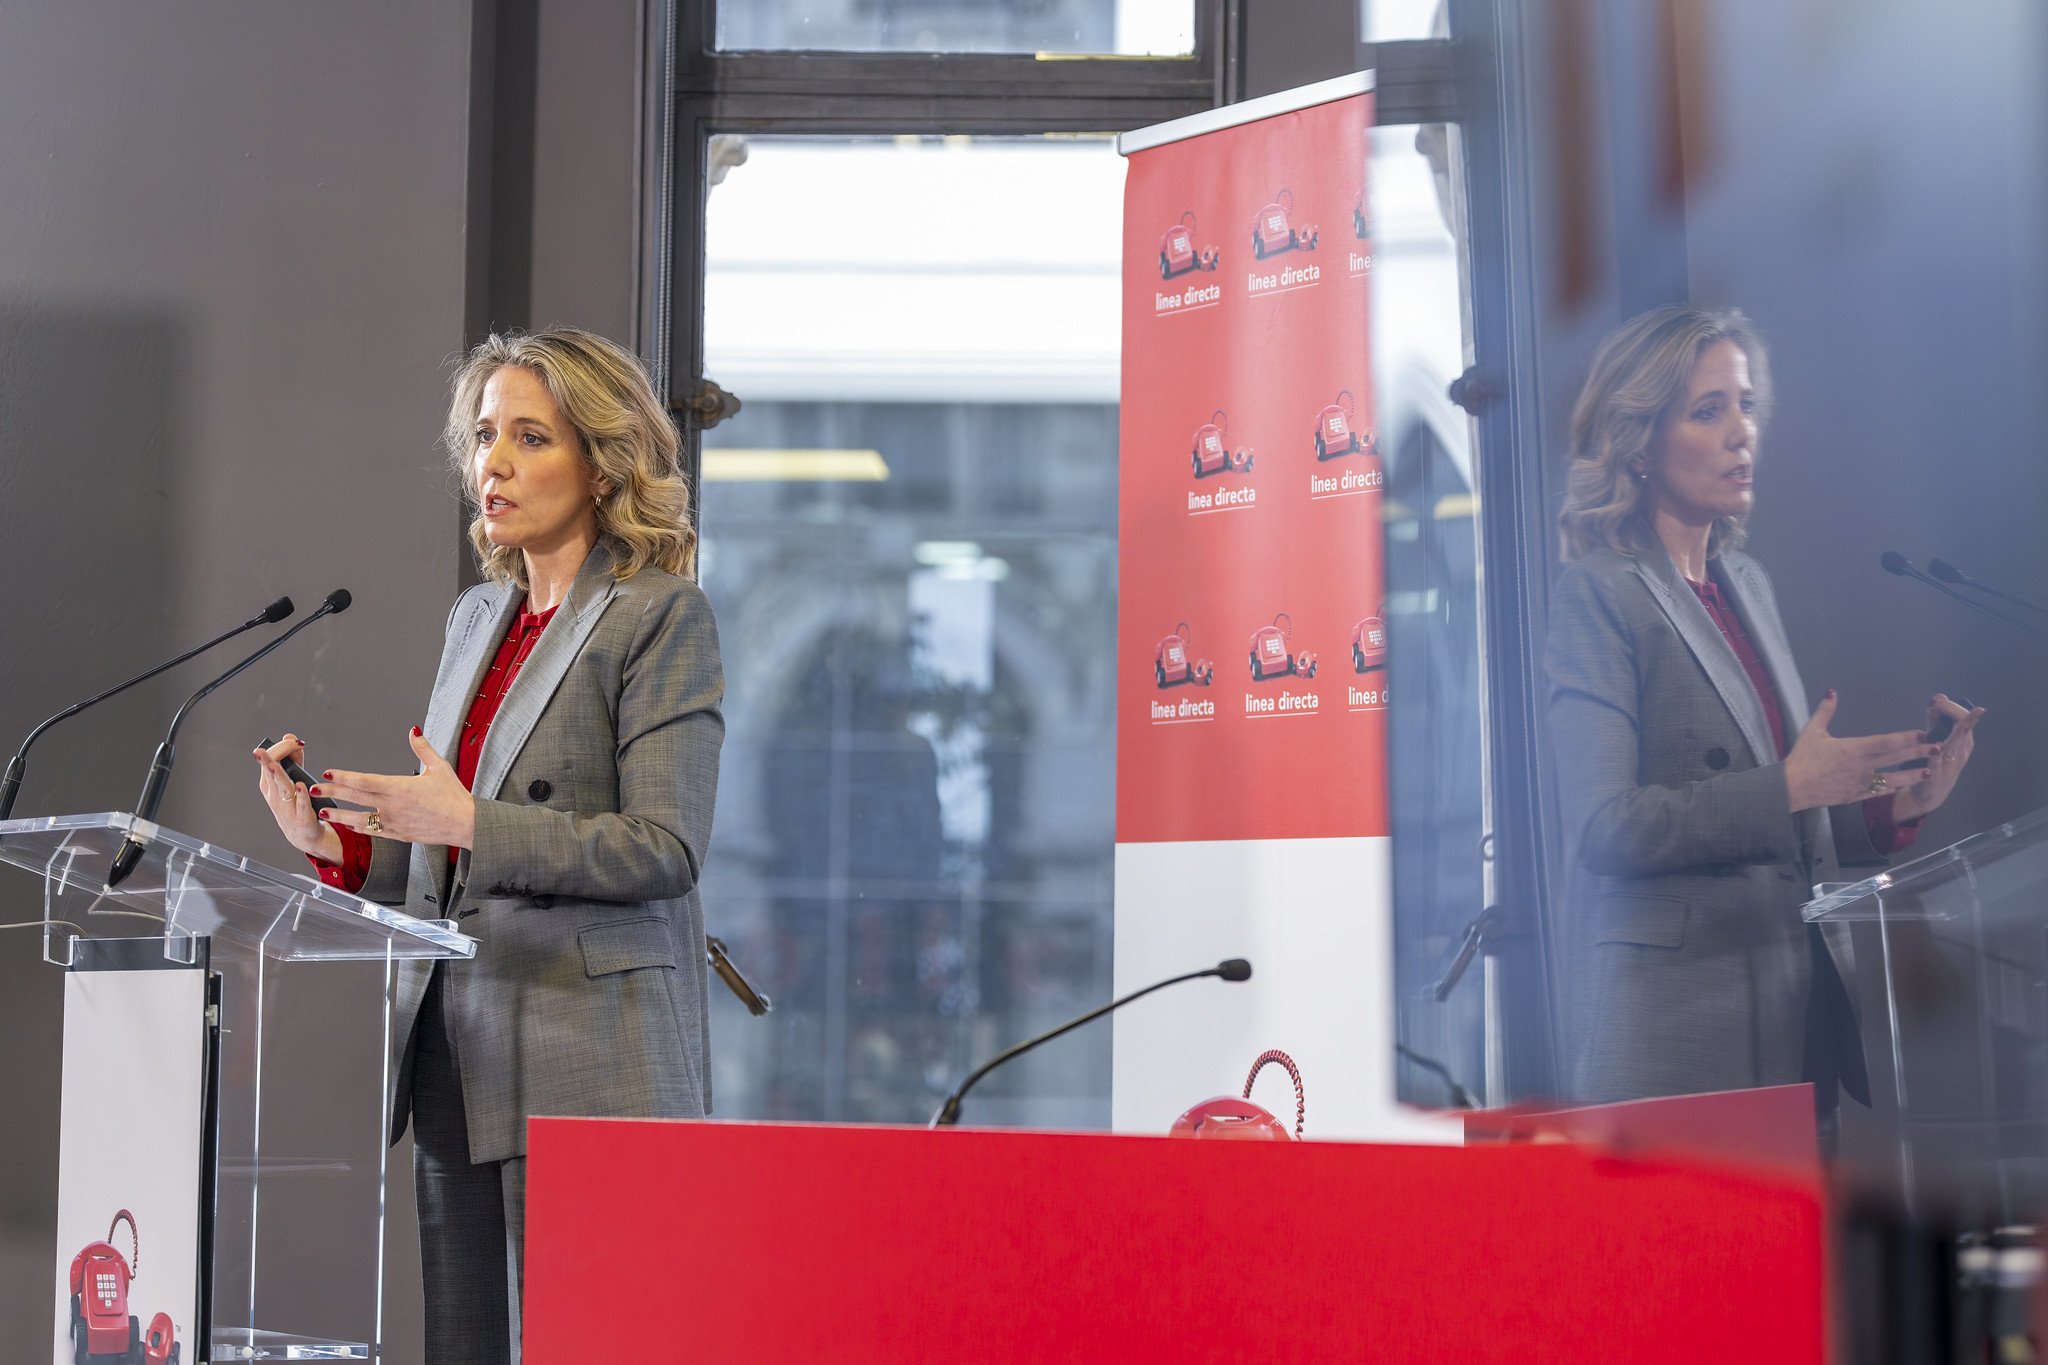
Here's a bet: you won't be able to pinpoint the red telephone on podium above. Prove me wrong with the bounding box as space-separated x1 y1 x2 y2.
1170 1050 1306 1141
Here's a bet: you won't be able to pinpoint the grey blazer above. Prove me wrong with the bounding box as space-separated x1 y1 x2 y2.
359 543 723 1164
1545 543 1883 1105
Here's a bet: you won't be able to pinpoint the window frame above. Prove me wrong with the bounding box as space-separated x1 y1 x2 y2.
644 0 1559 1105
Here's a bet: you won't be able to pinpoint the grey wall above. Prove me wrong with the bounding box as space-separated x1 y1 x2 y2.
0 0 677 1357
0 3 475 1358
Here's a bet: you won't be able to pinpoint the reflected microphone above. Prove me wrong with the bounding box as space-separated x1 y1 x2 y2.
107 590 352 887
1928 558 2048 618
929 957 1252 1128
0 595 294 822
1879 552 2047 641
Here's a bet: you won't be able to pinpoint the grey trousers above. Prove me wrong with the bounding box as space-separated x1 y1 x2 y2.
412 967 528 1364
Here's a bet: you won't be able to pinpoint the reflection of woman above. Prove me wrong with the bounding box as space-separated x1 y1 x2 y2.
251 328 722 1361
1547 306 1981 1124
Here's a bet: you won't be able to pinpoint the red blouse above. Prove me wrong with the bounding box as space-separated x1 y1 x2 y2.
1686 573 1916 856
313 598 558 893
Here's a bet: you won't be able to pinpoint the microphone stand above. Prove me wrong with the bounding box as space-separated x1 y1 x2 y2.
931 959 1251 1128
0 597 294 821
109 592 351 886
1930 559 2048 619
1882 553 2048 644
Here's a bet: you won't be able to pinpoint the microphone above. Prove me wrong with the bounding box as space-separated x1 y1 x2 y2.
1880 552 2047 641
107 590 352 887
0 596 294 822
1928 558 2048 618
929 957 1251 1128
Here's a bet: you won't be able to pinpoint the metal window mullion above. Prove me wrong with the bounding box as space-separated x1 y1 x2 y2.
1447 0 1557 1102
680 54 1218 101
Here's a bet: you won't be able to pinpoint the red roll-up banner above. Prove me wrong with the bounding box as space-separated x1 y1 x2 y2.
1113 75 1442 1141
1118 85 1386 847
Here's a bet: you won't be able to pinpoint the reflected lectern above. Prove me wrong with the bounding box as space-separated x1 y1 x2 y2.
1806 805 2048 1220
0 812 474 1363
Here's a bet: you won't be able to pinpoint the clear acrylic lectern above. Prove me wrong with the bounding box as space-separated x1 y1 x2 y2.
1806 805 2048 1221
0 811 474 1362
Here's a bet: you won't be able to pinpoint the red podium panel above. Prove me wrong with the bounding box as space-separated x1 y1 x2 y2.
525 1119 1824 1364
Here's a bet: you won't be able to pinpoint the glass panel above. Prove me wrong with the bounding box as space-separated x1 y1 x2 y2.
210 954 391 1360
1806 807 2048 1221
2 814 471 1356
700 135 1121 1127
1372 120 1490 1110
715 0 1195 56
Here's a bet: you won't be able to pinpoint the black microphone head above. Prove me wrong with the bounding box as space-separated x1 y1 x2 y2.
262 595 294 623
1928 558 1967 585
322 588 353 614
1217 958 1252 982
1879 551 1913 577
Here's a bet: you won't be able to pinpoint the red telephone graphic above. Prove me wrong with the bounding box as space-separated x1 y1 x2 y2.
1352 605 1388 673
68 1209 181 1365
1248 613 1317 683
1251 189 1318 259
1170 1049 1306 1141
1155 622 1215 689
1314 390 1370 461
1159 211 1220 279
1190 409 1253 478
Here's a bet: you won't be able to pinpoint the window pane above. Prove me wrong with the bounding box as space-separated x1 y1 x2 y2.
1363 0 1446 43
699 135 1122 1127
715 0 1194 56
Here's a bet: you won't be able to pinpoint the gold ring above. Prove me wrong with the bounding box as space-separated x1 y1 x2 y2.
365 811 385 834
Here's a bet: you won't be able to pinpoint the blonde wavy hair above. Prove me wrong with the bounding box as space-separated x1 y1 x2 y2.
445 327 697 587
1556 304 1772 562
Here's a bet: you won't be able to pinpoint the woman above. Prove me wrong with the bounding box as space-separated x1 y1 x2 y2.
251 327 722 1361
1547 304 1981 1120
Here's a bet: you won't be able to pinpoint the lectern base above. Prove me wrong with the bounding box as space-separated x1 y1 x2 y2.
208 1326 370 1360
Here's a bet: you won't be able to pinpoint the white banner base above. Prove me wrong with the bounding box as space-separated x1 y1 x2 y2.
1113 836 1459 1144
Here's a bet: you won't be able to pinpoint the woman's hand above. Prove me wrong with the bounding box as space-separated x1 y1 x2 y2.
1783 691 1941 813
312 727 477 850
252 733 342 862
1891 693 1986 824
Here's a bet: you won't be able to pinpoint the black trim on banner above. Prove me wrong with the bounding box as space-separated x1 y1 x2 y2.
196 969 222 1363
69 935 210 973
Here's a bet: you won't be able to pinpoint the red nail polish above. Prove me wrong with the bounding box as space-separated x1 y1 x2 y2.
322 771 333 780
411 726 423 738
308 786 320 796
1824 688 1836 700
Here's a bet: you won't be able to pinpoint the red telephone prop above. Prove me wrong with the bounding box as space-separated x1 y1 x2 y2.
1170 1049 1306 1141
68 1209 181 1365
